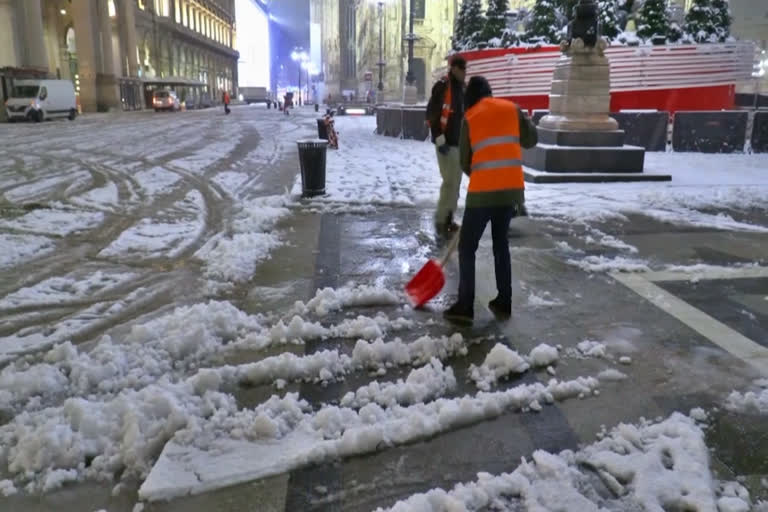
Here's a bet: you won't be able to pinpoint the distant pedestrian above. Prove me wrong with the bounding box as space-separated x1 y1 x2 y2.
426 55 467 237
324 110 339 149
443 76 538 326
222 91 230 115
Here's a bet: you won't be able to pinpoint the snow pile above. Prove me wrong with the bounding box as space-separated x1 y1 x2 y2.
725 380 768 414
528 343 559 368
377 412 754 512
0 377 238 492
221 333 469 388
339 359 456 408
140 375 600 500
469 344 530 391
196 195 290 284
295 285 402 317
0 301 261 413
230 313 415 352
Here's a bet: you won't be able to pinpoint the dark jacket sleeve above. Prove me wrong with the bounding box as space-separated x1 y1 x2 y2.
426 80 447 141
459 118 472 176
518 107 538 149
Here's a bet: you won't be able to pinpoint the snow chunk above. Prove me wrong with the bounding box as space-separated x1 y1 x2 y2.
619 356 632 365
690 407 709 422
573 340 608 358
597 369 628 382
0 479 17 497
725 386 768 414
340 359 456 408
42 468 79 492
529 344 559 367
469 344 530 391
296 285 401 316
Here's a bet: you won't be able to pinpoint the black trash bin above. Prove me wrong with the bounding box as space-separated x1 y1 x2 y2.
297 139 328 197
316 119 329 140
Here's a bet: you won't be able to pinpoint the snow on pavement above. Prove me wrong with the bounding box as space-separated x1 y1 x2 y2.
0 233 54 270
139 374 600 501
307 116 768 233
376 412 759 512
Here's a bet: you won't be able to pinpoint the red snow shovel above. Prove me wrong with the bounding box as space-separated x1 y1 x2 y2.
405 232 461 308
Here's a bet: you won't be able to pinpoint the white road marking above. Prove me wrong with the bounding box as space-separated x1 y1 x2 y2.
642 266 768 282
613 272 768 376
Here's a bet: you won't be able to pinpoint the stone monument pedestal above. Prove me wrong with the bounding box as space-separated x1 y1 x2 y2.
523 38 671 184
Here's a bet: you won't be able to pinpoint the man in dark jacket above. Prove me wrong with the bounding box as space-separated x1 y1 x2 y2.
444 76 538 325
426 56 467 236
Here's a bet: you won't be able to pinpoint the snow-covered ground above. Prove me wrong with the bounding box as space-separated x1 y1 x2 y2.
298 116 768 233
1 109 767 510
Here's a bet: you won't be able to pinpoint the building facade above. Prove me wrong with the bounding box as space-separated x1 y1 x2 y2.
0 0 238 116
310 0 767 103
311 0 459 102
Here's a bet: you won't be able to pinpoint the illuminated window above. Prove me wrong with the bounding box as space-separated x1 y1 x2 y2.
175 0 180 22
154 0 170 16
108 0 116 17
138 0 145 9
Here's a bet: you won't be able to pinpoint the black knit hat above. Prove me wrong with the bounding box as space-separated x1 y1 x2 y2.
465 76 492 110
449 55 467 70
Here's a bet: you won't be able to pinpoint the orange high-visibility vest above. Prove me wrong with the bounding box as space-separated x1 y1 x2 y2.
465 97 525 199
439 76 452 132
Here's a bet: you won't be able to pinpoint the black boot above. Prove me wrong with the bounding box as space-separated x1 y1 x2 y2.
443 302 474 325
488 296 512 319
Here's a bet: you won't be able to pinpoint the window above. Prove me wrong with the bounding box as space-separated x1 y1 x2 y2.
154 0 170 16
175 0 181 22
412 0 425 20
138 0 145 10
108 0 116 17
39 86 48 100
182 2 188 26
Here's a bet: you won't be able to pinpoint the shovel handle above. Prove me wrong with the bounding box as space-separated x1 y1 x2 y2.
439 231 461 267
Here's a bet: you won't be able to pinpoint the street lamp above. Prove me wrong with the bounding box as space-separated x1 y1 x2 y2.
402 0 418 104
291 48 309 106
376 1 386 96
301 61 317 104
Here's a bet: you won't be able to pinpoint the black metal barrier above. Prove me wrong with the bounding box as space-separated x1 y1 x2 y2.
611 112 669 152
752 112 768 153
673 111 748 153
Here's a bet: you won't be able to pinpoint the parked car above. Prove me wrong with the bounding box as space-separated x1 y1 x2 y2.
5 79 77 122
152 90 180 112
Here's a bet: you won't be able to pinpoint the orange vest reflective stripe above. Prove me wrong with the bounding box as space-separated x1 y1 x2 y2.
440 76 452 132
465 97 524 194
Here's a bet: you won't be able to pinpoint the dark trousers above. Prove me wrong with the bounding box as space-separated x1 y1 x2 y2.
457 206 516 309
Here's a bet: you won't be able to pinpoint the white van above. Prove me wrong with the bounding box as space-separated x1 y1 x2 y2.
5 79 77 123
